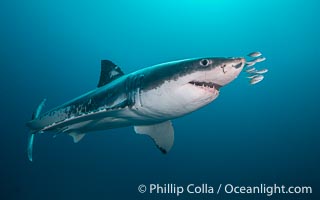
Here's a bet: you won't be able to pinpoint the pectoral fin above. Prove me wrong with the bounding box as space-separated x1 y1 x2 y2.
134 121 174 153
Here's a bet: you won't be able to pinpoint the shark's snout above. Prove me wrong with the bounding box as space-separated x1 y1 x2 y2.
218 58 244 74
231 57 246 69
234 60 244 68
207 57 245 87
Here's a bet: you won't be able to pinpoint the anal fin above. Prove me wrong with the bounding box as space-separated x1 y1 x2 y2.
134 120 174 153
69 132 86 143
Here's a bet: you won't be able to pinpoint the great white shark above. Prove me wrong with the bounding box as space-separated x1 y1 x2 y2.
26 55 256 161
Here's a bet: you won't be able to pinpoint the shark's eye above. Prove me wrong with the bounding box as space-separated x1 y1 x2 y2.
200 59 210 67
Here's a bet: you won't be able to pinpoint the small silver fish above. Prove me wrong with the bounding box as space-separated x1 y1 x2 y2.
250 75 264 85
252 57 266 63
248 52 262 57
254 68 268 74
245 61 255 67
245 68 256 73
247 74 260 79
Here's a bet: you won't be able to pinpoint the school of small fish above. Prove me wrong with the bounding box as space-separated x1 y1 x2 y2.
245 51 268 85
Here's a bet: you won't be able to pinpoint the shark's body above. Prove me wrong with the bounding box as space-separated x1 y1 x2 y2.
26 56 246 161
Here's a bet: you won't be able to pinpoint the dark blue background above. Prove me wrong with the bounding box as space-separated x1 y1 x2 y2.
1 0 319 199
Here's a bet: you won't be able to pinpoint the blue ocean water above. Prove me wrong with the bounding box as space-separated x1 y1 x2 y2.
1 0 319 199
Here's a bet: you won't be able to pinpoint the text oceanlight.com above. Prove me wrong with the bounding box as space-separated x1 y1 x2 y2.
137 183 312 197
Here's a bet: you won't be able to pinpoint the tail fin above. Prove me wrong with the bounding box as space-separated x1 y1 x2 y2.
27 134 35 162
28 98 46 162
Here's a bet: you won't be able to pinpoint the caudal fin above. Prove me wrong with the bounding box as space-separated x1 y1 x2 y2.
27 134 35 162
27 98 46 162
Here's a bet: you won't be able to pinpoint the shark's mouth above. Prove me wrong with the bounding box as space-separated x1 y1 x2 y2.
189 81 222 91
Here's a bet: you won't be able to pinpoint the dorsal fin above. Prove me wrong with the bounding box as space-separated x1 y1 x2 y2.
97 60 125 87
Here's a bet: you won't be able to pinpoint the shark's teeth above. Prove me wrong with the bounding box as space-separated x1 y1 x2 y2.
189 81 222 90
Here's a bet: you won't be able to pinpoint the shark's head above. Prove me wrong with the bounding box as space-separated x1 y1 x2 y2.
182 57 245 90
138 57 245 120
